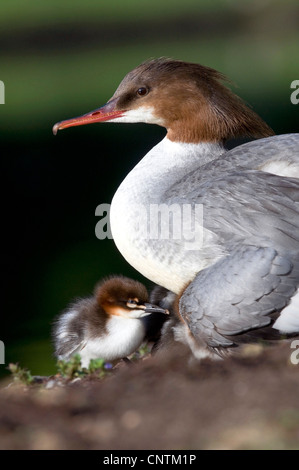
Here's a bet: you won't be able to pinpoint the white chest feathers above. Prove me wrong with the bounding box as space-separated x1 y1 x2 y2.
79 316 146 368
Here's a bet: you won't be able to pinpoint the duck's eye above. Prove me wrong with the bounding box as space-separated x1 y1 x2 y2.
137 87 148 97
127 299 138 308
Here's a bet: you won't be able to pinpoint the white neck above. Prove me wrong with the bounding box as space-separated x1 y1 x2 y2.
113 137 223 202
110 137 225 293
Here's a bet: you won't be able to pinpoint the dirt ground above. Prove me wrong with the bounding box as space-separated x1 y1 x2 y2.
0 342 298 450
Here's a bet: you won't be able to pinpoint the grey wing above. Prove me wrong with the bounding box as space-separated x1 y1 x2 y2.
179 246 299 350
168 170 299 254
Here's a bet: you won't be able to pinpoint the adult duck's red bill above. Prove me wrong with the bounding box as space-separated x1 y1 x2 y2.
52 98 124 135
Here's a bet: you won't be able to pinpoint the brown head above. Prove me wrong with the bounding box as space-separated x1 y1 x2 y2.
53 57 274 143
95 276 168 319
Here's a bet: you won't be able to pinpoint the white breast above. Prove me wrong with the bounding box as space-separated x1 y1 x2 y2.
79 316 145 368
110 137 226 293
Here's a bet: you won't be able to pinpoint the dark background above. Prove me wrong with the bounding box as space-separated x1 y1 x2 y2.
1 0 298 376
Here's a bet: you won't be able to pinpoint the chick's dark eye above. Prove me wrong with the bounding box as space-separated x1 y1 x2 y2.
137 87 148 97
127 299 138 308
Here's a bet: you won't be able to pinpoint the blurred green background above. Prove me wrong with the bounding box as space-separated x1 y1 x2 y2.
1 0 298 377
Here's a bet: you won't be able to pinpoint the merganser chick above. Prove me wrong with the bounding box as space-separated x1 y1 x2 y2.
145 285 176 349
53 58 299 358
148 285 184 355
53 276 168 368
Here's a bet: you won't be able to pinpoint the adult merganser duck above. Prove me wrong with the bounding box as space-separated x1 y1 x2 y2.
53 58 299 357
53 275 168 367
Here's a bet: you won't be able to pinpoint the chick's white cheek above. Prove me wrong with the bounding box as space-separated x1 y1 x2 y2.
127 309 146 319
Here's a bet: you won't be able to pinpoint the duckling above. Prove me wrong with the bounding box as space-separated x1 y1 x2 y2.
149 284 198 358
53 276 168 368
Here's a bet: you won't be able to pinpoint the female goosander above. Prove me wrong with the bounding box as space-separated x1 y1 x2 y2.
53 58 299 357
53 275 168 367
